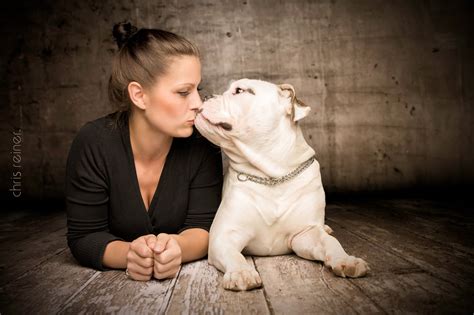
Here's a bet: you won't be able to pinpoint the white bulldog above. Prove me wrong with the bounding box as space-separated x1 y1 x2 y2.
194 78 370 291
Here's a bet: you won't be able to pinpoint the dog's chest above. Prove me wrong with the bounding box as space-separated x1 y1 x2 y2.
250 191 302 226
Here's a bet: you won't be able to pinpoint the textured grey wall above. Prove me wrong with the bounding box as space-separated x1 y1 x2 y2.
1 0 473 200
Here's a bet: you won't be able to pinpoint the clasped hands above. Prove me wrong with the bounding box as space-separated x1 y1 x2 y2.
126 233 182 281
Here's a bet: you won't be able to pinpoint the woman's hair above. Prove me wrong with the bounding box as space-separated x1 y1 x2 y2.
107 21 200 129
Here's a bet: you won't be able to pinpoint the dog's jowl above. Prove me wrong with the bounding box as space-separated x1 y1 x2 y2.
195 78 370 291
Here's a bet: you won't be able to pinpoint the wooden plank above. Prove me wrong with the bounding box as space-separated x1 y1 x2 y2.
0 210 66 244
327 195 473 224
0 202 64 225
0 250 98 314
375 198 473 251
0 224 68 287
254 254 381 314
57 264 177 314
350 271 474 314
323 218 416 274
335 198 474 255
325 204 474 292
166 256 269 314
327 219 473 313
376 196 474 221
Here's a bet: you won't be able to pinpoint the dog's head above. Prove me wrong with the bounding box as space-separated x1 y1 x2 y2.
194 78 311 147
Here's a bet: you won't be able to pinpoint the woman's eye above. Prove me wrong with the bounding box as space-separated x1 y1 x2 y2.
178 91 190 96
197 85 203 91
235 87 244 94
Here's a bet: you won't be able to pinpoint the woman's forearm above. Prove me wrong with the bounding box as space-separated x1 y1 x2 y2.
102 240 131 269
171 228 209 263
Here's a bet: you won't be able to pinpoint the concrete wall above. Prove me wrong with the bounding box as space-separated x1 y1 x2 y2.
1 0 473 201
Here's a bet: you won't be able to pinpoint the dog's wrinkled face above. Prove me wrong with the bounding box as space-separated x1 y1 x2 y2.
195 78 310 147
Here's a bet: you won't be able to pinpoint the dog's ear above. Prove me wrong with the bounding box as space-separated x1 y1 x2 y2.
278 83 311 122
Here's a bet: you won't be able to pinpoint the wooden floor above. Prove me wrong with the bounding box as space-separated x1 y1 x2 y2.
0 195 473 314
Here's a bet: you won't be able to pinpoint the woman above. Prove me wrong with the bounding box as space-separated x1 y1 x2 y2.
65 22 223 282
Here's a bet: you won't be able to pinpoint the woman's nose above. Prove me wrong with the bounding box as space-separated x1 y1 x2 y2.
192 100 202 111
190 92 203 111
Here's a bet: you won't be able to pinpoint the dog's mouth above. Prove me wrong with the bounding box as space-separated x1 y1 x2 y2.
217 122 233 131
199 113 233 131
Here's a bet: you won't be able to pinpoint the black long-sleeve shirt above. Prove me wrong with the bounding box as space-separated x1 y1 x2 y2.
65 111 223 271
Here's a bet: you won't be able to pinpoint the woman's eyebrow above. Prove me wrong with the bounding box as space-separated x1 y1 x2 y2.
175 83 194 88
175 80 202 88
175 84 196 90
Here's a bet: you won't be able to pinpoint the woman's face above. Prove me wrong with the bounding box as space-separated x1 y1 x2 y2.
143 55 203 138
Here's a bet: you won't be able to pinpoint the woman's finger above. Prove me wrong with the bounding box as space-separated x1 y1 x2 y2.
154 257 181 274
131 240 153 258
128 268 152 281
127 251 154 268
154 249 174 265
128 264 153 278
154 265 180 280
154 242 181 265
145 235 157 251
137 256 154 268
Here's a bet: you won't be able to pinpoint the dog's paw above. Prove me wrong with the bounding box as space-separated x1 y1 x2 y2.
223 269 263 291
326 255 370 278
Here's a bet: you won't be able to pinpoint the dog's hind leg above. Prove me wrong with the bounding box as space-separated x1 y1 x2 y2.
289 225 326 261
290 225 370 278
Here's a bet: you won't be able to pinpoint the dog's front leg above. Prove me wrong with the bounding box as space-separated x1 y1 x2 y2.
208 229 262 291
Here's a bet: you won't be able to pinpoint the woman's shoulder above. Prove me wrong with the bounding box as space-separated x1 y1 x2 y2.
87 111 125 133
71 112 123 151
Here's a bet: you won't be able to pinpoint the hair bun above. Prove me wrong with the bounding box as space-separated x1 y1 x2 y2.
112 21 138 49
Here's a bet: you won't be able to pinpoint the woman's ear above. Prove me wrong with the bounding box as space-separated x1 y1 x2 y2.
278 83 311 122
128 81 147 110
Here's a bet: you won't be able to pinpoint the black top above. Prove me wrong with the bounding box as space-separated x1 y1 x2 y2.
65 111 223 271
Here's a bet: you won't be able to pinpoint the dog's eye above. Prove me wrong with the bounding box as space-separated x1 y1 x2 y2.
235 87 244 94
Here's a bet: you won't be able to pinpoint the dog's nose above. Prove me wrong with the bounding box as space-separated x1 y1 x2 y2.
203 94 214 101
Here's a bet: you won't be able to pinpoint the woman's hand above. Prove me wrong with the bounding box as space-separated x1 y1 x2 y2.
152 233 182 280
126 234 156 281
